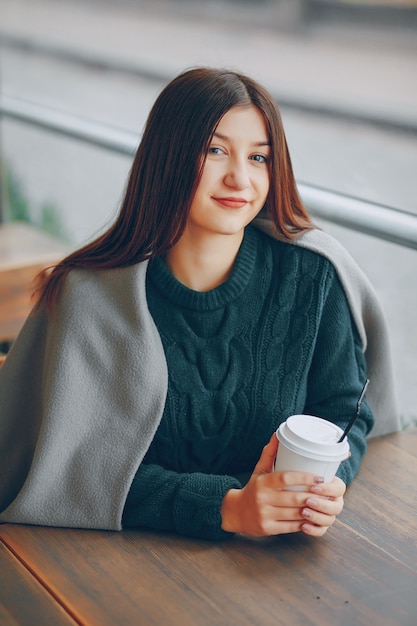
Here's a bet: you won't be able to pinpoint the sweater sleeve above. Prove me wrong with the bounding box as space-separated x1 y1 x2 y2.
122 463 241 540
303 266 375 486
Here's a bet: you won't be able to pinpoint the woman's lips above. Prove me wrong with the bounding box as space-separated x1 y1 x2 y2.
213 197 248 209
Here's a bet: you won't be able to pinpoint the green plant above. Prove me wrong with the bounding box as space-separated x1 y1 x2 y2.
1 162 68 241
3 164 31 222
400 413 417 431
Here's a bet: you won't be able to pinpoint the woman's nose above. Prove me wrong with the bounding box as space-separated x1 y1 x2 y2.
224 159 250 189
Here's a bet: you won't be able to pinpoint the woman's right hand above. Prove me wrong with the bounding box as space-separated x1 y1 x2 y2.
220 433 329 537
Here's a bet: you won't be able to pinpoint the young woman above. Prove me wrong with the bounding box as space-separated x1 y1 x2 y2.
0 68 398 540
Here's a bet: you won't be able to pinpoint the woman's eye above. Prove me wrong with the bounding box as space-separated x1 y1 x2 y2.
251 154 268 164
208 146 224 155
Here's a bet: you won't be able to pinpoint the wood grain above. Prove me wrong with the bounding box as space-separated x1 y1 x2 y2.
0 221 68 343
0 520 415 626
341 429 417 572
0 264 47 342
0 542 76 625
0 430 415 626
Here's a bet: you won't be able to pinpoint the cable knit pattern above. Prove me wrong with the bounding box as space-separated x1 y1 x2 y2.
122 226 374 539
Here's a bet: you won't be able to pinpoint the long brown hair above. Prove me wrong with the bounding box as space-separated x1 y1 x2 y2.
35 67 314 309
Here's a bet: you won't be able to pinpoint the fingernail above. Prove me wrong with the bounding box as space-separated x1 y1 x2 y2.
310 485 323 494
314 476 325 484
306 498 318 508
302 508 312 519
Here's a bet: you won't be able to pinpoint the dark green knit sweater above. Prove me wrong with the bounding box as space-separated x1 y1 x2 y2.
122 226 374 540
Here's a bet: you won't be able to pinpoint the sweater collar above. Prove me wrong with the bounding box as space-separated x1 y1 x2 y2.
147 227 258 311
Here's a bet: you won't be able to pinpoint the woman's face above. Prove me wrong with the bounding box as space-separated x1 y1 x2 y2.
186 105 271 240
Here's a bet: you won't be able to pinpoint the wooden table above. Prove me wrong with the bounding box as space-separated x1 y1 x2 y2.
0 221 69 345
1 430 416 626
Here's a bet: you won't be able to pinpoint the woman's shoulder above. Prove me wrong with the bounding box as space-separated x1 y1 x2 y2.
60 261 148 296
252 219 368 284
292 229 362 274
63 260 148 288
55 260 151 322
251 223 336 279
252 218 380 348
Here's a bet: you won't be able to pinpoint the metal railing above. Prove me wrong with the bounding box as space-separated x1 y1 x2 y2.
1 93 417 250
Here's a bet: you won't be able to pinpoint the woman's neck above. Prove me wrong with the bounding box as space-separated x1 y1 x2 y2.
165 231 244 292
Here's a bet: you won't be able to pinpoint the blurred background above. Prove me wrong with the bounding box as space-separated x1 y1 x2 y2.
0 0 416 426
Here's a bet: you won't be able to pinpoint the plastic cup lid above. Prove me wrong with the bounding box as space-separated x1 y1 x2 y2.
276 414 350 462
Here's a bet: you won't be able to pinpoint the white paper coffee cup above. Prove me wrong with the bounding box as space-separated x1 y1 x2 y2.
274 414 350 489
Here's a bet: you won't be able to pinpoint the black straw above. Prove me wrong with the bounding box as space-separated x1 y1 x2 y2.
338 379 370 443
